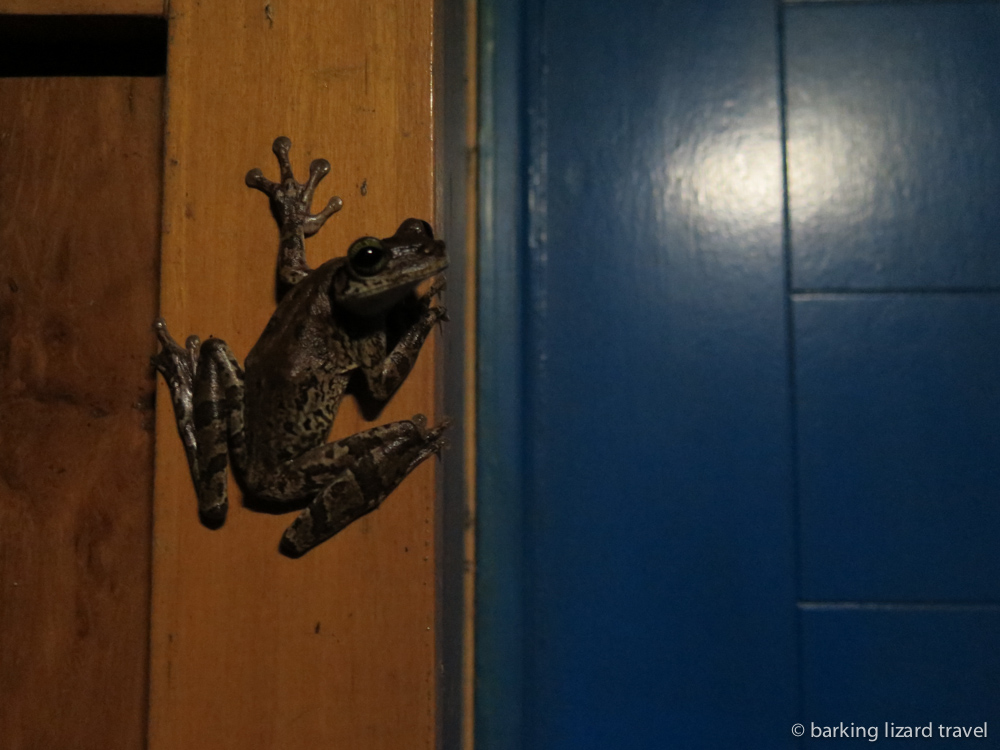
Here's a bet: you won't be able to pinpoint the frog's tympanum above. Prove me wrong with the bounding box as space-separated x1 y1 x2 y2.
152 137 448 557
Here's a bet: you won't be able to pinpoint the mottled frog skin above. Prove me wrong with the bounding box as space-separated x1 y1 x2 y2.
153 137 448 557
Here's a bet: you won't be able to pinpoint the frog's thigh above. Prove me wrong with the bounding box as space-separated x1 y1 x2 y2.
192 338 245 524
256 419 417 500
274 417 446 557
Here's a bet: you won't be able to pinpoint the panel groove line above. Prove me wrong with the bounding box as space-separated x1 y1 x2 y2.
785 0 1000 6
800 602 1000 611
776 0 808 732
793 287 1000 296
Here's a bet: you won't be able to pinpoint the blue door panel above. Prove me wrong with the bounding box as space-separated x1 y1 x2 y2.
802 607 1000 745
478 0 1000 746
796 295 1000 601
502 1 798 747
785 4 1000 291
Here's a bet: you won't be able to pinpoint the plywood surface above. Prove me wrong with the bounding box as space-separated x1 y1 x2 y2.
0 0 162 13
0 77 162 750
150 2 437 749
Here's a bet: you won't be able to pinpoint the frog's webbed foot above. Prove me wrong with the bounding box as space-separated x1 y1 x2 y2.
425 276 447 300
245 136 343 238
275 415 451 558
420 276 449 325
409 413 452 452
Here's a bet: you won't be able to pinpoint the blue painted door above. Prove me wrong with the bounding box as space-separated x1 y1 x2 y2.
476 2 1000 749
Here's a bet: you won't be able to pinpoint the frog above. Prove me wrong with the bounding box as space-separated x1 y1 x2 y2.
152 136 449 557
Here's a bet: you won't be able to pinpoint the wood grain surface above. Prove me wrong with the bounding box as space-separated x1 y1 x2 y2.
0 77 162 750
150 2 438 749
0 0 162 13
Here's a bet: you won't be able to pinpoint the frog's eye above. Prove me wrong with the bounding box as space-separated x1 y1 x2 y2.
347 237 388 277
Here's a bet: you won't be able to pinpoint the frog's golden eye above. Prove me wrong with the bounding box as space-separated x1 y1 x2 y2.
347 237 388 277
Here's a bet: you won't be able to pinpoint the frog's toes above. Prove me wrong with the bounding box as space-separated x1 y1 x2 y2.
425 305 449 331
184 334 202 362
245 167 277 197
412 414 451 447
271 135 295 182
151 318 197 387
152 318 183 368
306 156 330 186
247 136 343 234
431 416 453 438
245 137 296 197
418 294 448 329
427 276 447 298
301 192 343 237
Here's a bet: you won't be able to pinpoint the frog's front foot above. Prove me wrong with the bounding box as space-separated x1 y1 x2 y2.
426 276 447 299
418 276 449 327
245 136 343 237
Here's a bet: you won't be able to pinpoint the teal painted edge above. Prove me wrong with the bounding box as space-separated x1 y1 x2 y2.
475 0 527 748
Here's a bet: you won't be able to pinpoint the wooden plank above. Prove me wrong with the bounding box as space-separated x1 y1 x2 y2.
0 77 161 750
0 0 163 13
150 2 437 749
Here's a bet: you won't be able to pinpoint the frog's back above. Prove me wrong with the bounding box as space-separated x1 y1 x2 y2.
245 259 354 376
243 259 355 466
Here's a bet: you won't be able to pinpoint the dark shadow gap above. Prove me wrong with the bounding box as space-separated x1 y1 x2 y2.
0 15 167 77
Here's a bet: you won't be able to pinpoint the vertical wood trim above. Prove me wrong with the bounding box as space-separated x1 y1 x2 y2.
150 2 438 749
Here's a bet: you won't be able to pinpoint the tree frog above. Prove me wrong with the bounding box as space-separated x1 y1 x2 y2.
152 137 448 557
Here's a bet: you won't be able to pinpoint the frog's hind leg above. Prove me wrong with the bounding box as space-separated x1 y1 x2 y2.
266 415 450 558
152 319 200 484
152 319 246 526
